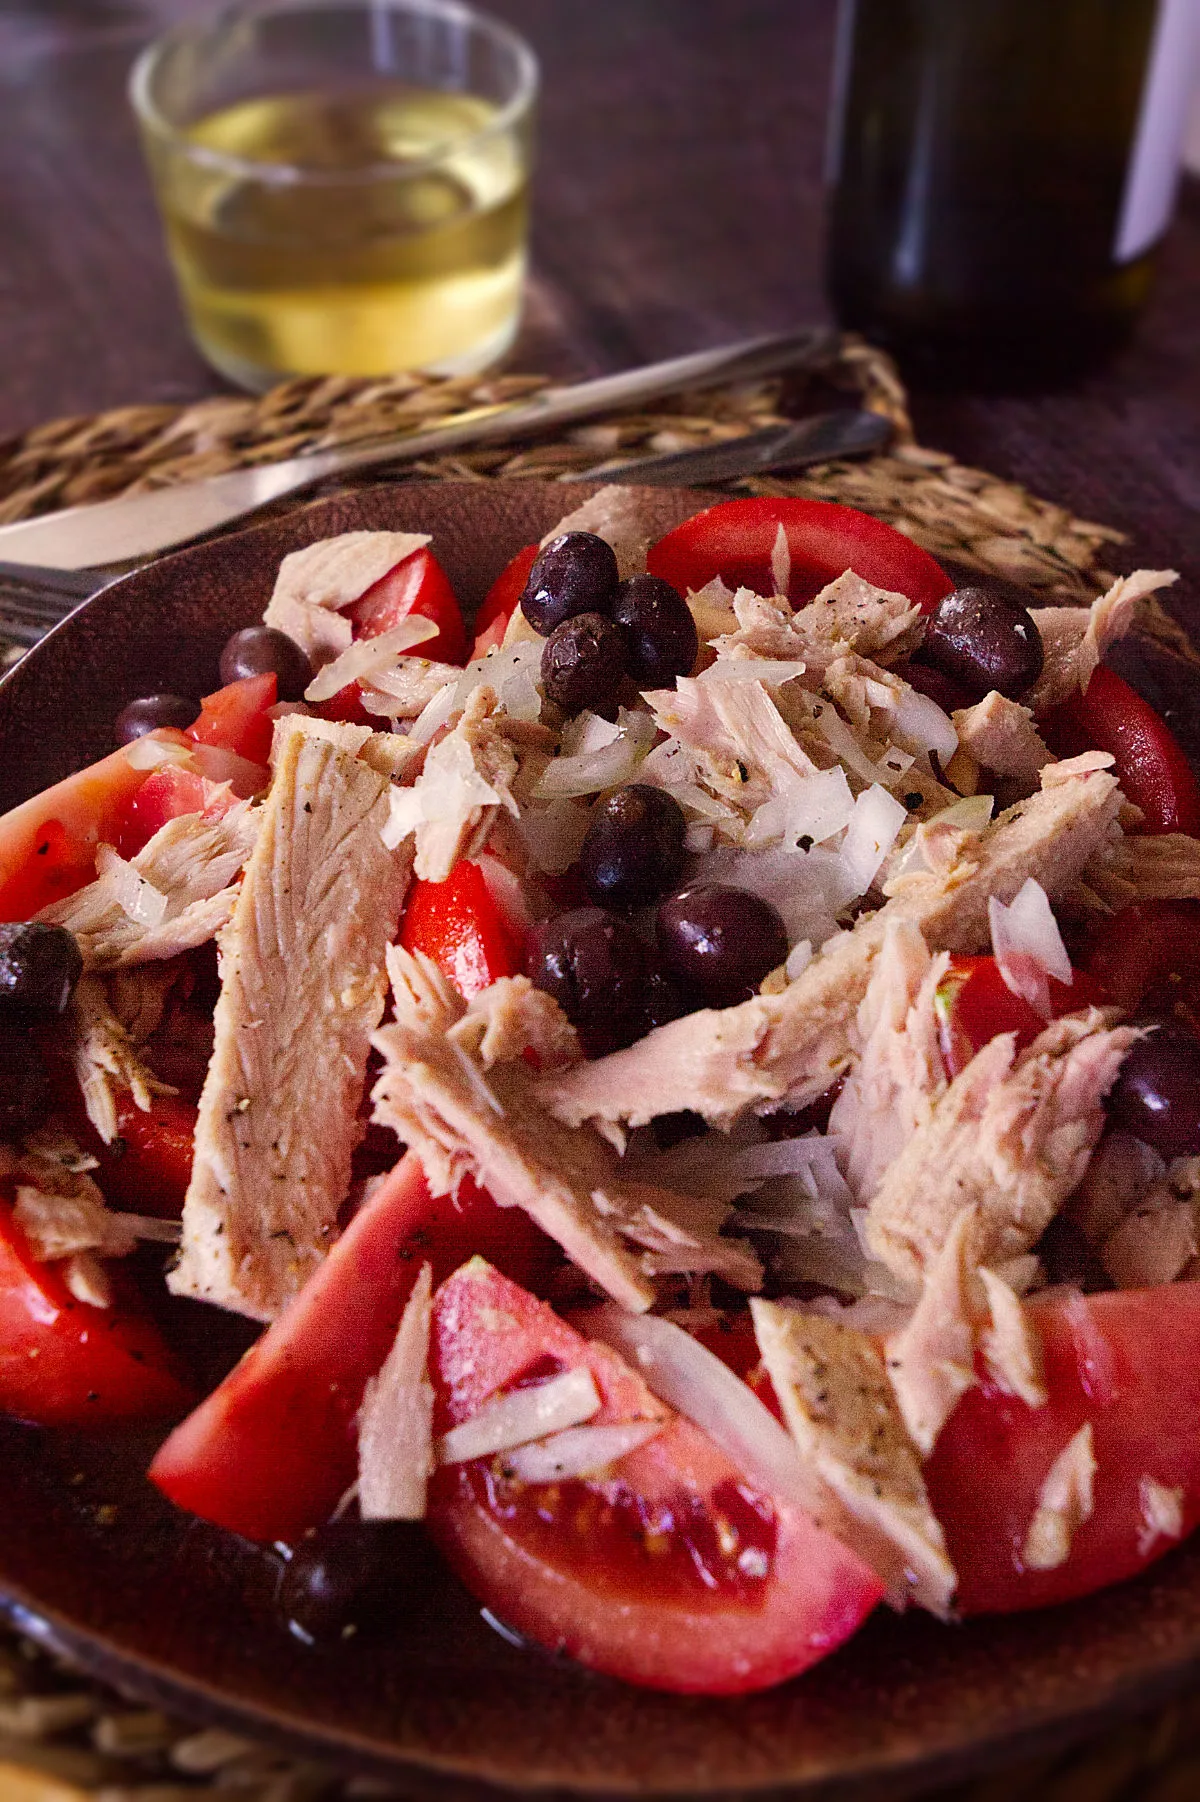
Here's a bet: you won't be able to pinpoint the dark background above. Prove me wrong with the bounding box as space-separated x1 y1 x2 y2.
2 0 1199 598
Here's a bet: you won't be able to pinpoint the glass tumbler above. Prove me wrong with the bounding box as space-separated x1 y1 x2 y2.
130 0 538 390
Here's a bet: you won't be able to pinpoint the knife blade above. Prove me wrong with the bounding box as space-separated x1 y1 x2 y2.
0 326 838 573
574 408 891 486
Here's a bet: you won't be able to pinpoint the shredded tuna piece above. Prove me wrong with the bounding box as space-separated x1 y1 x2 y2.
1138 1476 1185 1555
539 486 652 580
1022 1423 1096 1570
450 974 583 1073
1084 832 1200 908
14 1182 138 1262
827 921 949 1202
540 757 1124 1132
792 571 925 666
751 1298 955 1615
978 1267 1047 1407
1028 569 1177 711
170 717 414 1321
951 693 1053 785
867 1012 1138 1282
358 1264 435 1522
1070 1131 1165 1244
359 659 464 720
39 804 260 970
371 961 760 1314
383 687 519 882
69 975 177 1144
263 530 431 667
884 1207 980 1457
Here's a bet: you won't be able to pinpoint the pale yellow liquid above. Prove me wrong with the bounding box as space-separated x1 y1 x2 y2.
158 87 529 387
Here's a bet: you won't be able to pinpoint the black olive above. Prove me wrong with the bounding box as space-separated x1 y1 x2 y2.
0 1029 50 1139
610 575 698 687
526 906 649 1047
918 580 1045 702
900 658 975 717
0 922 83 1015
520 533 621 636
219 626 312 701
277 1520 427 1643
580 785 688 908
656 885 789 1006
540 612 629 718
1107 1018 1200 1159
114 694 198 743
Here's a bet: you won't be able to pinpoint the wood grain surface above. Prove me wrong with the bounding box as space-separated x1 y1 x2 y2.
2 0 1198 622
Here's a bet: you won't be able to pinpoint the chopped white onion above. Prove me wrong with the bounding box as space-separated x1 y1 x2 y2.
698 657 808 687
785 938 813 980
771 521 791 599
745 765 855 851
303 617 439 703
989 877 1072 1019
502 1420 664 1483
838 785 907 894
562 710 622 756
533 709 656 800
406 680 458 747
576 1307 834 1525
811 704 888 784
888 686 959 761
124 736 195 772
929 793 995 832
94 847 169 928
437 1366 601 1465
358 1264 435 1522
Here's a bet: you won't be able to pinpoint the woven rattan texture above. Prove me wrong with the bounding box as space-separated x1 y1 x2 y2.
0 335 1193 1799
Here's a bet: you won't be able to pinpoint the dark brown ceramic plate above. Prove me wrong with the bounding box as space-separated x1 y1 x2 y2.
1 482 1200 1802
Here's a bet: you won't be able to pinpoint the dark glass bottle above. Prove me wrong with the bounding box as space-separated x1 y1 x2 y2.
826 0 1197 384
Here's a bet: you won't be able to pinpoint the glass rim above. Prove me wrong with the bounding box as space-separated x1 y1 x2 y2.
128 0 538 188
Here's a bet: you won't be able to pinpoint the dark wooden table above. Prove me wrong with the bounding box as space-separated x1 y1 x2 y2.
2 0 1199 608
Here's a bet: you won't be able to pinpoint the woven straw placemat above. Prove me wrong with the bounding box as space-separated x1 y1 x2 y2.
0 335 1195 1800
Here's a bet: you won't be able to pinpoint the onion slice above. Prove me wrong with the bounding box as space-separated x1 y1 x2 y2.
303 616 439 702
574 1306 839 1533
502 1420 664 1483
437 1366 601 1465
989 876 1072 1019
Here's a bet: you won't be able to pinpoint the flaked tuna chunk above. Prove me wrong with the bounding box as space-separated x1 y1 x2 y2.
1028 568 1177 711
884 1206 980 1456
866 1012 1139 1284
538 485 653 580
827 920 949 1202
69 975 176 1145
713 580 923 669
263 530 431 668
751 1298 955 1616
39 803 260 970
383 687 518 882
169 717 414 1321
1084 831 1200 908
1022 1423 1096 1570
951 693 1053 785
540 756 1124 1132
371 950 760 1313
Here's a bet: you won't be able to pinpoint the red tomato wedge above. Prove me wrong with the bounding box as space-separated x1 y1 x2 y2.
427 1261 882 1695
934 955 1106 1078
1079 899 1200 1024
400 859 522 1000
87 1096 198 1222
646 497 954 612
149 1155 559 1542
115 763 245 859
926 1285 1200 1613
351 546 467 665
471 543 538 657
1042 664 1200 836
187 671 277 770
0 1191 190 1427
0 740 173 921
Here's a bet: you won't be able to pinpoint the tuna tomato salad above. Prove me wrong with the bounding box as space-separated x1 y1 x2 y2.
1 490 1199 1695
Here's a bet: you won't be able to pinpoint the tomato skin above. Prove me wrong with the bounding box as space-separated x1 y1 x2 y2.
1079 899 1200 1023
400 859 522 1000
115 763 244 859
351 546 466 665
148 1156 557 1542
428 1262 882 1695
88 1097 198 1221
1043 665 1200 836
934 955 1107 1078
926 1285 1200 1614
0 741 166 921
646 498 954 612
0 1192 191 1427
187 672 277 770
470 543 538 657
